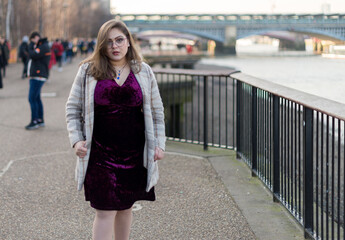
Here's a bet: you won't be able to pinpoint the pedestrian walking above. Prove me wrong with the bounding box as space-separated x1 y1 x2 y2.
65 40 74 64
65 19 166 240
25 31 51 130
19 36 29 79
62 39 68 64
87 38 95 54
0 37 9 78
77 39 84 56
48 46 56 70
52 39 64 71
0 46 3 89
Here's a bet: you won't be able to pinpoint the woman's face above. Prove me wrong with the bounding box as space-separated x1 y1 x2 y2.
106 28 129 65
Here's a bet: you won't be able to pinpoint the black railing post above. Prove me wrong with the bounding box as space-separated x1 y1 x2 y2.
304 107 314 239
251 87 257 176
203 76 208 150
273 95 280 202
236 80 242 156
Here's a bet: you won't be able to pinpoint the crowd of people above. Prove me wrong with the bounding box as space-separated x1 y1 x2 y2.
17 37 96 79
0 36 95 88
0 33 96 129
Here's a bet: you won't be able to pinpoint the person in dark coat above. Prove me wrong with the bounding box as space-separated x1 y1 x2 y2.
25 31 51 130
19 36 29 79
0 46 3 89
0 36 9 78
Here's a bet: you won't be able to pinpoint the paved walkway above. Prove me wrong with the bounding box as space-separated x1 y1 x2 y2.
0 60 304 239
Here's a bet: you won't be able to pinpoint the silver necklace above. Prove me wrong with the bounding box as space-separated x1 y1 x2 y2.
114 62 128 80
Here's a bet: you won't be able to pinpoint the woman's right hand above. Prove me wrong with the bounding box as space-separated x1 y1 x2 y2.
74 141 87 158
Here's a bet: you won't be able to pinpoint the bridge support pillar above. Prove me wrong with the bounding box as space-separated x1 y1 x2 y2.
215 43 236 55
215 26 237 55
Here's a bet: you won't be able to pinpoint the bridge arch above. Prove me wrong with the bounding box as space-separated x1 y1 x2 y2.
237 28 296 40
290 28 345 42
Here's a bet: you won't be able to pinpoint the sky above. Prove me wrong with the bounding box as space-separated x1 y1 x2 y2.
110 0 345 14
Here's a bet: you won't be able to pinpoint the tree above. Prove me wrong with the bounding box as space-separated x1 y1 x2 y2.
5 0 11 40
0 0 113 47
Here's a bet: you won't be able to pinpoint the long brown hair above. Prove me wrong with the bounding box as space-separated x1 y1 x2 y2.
81 20 142 80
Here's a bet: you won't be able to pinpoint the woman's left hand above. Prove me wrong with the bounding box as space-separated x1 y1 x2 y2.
154 147 164 161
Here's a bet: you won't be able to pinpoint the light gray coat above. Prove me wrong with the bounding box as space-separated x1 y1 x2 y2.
65 62 166 192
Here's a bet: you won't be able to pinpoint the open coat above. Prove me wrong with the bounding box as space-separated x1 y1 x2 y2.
66 62 166 192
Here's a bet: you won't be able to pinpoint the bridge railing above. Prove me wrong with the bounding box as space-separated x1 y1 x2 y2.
118 13 345 23
154 67 345 240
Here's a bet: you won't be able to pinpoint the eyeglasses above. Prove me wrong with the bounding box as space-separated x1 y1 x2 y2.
107 37 127 48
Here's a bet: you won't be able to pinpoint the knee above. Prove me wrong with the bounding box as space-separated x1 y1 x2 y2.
28 94 39 103
95 210 116 220
28 94 35 103
117 207 132 217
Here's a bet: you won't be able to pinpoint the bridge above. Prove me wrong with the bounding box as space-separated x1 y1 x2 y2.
116 13 345 54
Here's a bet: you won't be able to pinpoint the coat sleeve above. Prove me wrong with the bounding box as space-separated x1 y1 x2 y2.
65 64 87 148
148 65 166 151
28 42 49 60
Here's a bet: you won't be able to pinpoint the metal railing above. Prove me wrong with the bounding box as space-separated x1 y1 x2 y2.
154 68 237 150
234 72 345 240
154 67 345 240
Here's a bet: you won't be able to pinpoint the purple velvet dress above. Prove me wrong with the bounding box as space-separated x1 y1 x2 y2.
84 71 155 210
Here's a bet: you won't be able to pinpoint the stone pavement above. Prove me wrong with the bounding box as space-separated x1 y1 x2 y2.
0 60 304 239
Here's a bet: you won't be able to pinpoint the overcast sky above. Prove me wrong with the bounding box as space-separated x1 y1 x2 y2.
110 0 345 14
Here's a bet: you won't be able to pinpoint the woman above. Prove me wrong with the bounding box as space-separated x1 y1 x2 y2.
65 20 166 240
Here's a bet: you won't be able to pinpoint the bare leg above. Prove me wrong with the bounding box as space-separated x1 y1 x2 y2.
93 209 117 240
114 207 133 240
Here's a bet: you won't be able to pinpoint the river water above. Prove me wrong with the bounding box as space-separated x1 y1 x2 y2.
200 44 345 104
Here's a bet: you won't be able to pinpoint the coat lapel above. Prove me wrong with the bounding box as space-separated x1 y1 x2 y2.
134 70 146 101
86 75 97 147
